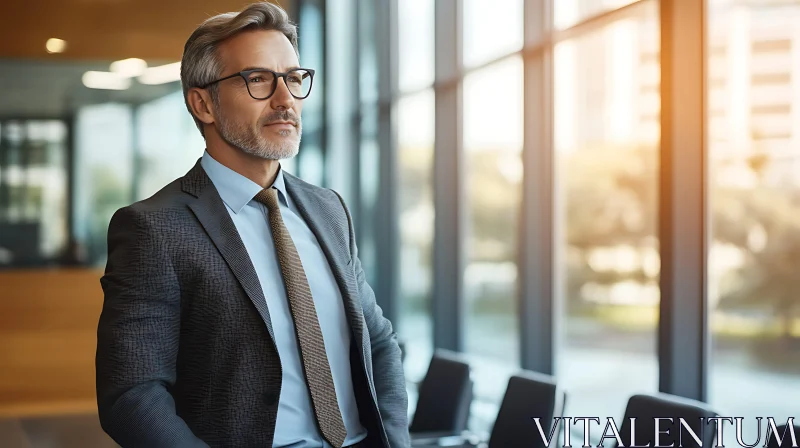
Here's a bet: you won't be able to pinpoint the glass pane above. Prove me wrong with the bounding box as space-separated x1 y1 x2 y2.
299 1 325 134
463 56 523 432
398 0 435 92
359 0 380 104
298 0 324 184
325 0 357 201
356 0 380 284
358 102 380 286
463 0 523 68
708 0 800 441
136 91 204 201
396 90 435 387
74 104 134 266
298 131 325 187
0 119 68 267
0 122 23 223
25 121 68 259
555 0 660 436
555 0 640 30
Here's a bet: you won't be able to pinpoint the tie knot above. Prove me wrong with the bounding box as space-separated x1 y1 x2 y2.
254 187 280 211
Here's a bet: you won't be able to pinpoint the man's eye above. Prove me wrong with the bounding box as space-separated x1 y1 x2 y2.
249 77 264 83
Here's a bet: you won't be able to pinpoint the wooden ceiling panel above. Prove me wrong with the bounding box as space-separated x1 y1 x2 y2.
0 0 292 60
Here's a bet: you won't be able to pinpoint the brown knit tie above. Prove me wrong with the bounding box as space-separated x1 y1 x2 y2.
254 187 347 448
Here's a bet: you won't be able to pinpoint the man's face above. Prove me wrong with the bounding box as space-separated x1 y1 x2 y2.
213 29 303 160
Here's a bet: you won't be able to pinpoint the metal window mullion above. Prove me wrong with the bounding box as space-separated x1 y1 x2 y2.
354 0 376 283
432 0 464 352
658 0 708 401
519 0 556 374
351 1 363 242
324 0 357 202
373 0 399 323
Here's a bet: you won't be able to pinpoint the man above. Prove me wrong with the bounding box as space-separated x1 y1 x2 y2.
95 2 409 447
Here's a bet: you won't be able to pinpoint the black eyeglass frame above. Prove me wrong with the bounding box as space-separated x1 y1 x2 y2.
199 68 315 100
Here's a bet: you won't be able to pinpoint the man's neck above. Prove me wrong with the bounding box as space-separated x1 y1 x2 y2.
205 137 280 189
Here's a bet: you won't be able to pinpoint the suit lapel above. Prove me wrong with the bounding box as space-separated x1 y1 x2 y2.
283 173 365 354
181 160 277 344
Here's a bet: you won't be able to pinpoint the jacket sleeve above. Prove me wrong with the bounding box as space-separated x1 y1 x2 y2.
334 191 411 448
96 206 208 448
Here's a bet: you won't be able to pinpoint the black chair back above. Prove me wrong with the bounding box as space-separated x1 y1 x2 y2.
615 394 717 448
409 349 473 434
487 370 566 448
766 424 800 448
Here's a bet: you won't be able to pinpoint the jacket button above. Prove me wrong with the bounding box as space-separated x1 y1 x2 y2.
262 391 279 405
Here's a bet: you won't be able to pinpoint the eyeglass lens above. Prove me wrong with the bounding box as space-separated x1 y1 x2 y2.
245 69 312 99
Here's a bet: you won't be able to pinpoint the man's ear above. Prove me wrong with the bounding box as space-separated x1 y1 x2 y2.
187 87 216 127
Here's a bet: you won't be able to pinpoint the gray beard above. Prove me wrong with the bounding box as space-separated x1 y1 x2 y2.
217 114 301 160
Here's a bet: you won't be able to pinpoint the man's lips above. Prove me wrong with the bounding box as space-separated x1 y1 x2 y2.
264 122 297 131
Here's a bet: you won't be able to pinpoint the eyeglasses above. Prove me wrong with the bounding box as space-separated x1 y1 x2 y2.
200 68 315 100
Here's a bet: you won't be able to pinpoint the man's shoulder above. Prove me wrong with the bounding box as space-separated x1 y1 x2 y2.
111 177 191 231
128 178 188 213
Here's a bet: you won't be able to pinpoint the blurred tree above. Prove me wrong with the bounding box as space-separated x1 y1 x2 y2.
407 140 800 350
467 151 521 263
714 154 800 345
560 144 658 310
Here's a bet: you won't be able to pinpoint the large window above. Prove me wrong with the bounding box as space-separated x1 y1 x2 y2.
462 0 523 69
74 104 134 265
396 0 436 386
75 91 205 266
463 56 523 426
297 0 325 187
136 91 204 201
0 120 69 267
398 0 435 94
708 0 800 437
324 0 357 204
555 0 660 423
397 91 435 385
459 0 525 433
296 0 800 435
357 0 380 286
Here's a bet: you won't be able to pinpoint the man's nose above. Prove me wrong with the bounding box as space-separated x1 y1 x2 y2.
271 77 295 110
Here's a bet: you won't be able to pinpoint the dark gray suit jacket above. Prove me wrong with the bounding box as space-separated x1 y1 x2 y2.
96 160 409 448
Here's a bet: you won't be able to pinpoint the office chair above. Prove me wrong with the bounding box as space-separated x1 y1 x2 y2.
413 370 566 448
766 423 800 448
485 371 566 448
615 393 718 448
410 349 473 437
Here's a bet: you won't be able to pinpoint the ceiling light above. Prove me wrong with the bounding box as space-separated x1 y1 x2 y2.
110 58 148 77
138 62 181 85
82 71 131 90
46 38 67 54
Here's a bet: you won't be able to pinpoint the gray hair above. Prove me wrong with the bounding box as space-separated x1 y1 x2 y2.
180 1 299 136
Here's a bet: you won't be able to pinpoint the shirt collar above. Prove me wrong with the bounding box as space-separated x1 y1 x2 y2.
200 150 289 214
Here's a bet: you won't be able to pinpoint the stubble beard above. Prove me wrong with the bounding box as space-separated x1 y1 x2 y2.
217 110 302 161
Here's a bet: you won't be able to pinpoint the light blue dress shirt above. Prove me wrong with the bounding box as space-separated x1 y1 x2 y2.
201 151 367 448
